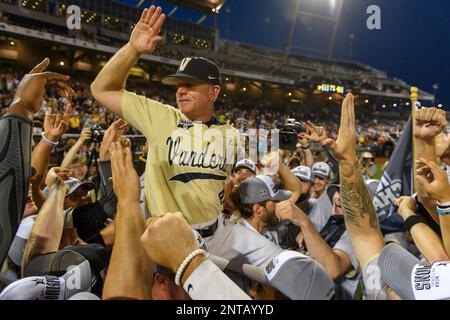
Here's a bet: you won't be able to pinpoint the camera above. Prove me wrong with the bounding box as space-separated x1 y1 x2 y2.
277 118 305 150
91 125 105 143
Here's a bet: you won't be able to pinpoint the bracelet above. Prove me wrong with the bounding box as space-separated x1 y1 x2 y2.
404 215 427 232
41 132 58 147
174 249 207 286
301 145 310 150
436 207 450 216
437 200 450 209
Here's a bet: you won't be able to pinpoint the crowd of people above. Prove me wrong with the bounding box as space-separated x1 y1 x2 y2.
0 5 449 301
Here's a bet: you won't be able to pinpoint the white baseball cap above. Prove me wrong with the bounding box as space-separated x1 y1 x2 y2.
233 159 257 174
312 162 330 179
379 243 450 300
0 260 92 300
292 166 314 183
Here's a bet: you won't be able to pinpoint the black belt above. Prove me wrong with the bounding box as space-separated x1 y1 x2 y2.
195 219 219 238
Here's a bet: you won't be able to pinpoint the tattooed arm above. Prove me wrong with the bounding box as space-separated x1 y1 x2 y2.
413 108 448 224
326 94 385 270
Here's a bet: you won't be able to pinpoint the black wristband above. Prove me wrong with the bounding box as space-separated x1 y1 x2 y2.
301 145 310 150
404 215 427 233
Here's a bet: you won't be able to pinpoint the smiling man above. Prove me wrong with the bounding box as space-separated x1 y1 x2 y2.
90 6 239 233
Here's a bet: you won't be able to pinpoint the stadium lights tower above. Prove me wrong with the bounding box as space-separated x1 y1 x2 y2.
285 0 344 60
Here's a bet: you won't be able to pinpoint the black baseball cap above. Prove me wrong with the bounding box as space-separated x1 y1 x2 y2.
162 57 222 86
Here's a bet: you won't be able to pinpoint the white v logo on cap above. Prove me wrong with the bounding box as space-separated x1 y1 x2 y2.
179 57 192 72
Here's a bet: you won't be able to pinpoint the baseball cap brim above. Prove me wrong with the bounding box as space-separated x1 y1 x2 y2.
66 181 95 197
272 190 292 202
162 73 212 86
379 243 419 300
233 165 256 174
8 236 28 266
294 175 314 184
23 250 88 278
313 173 328 180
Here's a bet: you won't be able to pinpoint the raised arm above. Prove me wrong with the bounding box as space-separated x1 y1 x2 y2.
102 140 152 300
395 196 449 262
60 128 91 169
413 107 448 221
90 6 165 117
97 119 129 218
0 58 71 266
327 93 385 270
31 104 71 209
22 168 69 271
275 200 353 279
262 151 302 203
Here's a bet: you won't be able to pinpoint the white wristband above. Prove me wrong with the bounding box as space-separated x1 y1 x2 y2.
41 132 58 146
437 200 450 208
174 249 206 286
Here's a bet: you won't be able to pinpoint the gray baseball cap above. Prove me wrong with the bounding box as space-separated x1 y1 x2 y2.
312 162 330 179
379 243 450 300
239 175 292 204
0 260 92 300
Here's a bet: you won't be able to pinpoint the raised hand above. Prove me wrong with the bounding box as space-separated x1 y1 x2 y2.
302 121 328 144
110 140 140 204
129 5 165 54
44 103 72 141
415 157 450 203
78 127 93 143
11 58 73 116
414 107 447 142
99 119 129 160
45 167 70 189
325 93 357 162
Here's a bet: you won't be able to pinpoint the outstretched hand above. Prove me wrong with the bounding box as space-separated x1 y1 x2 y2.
44 102 72 141
110 139 140 204
129 5 166 54
325 93 357 162
10 58 73 118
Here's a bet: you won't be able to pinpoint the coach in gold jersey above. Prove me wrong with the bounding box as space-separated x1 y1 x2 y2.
91 6 238 231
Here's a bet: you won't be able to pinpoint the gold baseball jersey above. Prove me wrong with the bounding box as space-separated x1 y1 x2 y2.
122 90 239 225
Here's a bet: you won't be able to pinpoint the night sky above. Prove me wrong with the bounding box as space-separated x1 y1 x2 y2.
117 0 450 110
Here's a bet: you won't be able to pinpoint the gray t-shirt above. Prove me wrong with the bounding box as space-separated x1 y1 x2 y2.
308 193 332 231
362 256 389 300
